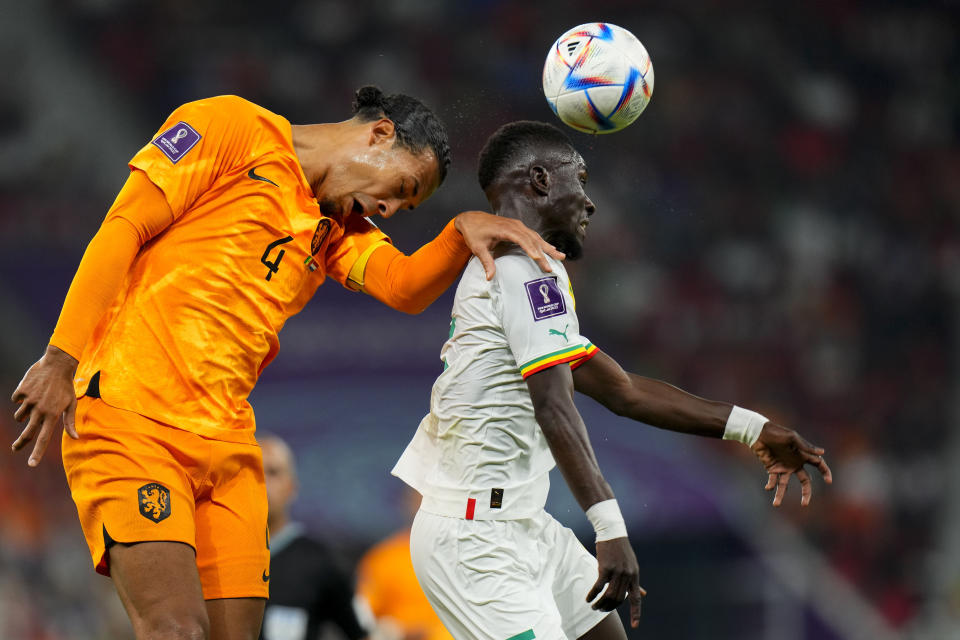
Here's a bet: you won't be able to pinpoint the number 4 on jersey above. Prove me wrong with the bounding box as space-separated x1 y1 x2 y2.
261 236 293 281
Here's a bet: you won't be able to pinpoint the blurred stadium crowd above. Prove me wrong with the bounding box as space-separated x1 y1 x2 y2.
1 0 957 638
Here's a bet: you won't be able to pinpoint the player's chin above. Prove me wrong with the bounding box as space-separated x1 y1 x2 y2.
544 229 584 261
317 197 339 217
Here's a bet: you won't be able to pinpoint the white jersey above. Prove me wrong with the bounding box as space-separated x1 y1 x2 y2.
392 249 597 520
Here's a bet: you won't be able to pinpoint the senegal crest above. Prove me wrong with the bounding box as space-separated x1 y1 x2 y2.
311 219 332 256
138 482 171 523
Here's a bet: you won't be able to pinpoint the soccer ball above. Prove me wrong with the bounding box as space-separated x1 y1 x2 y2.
542 22 654 134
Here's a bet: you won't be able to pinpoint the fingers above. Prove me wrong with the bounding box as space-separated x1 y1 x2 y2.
628 577 646 628
539 237 565 261
765 473 777 491
28 415 58 467
475 246 497 280
797 468 813 506
795 432 833 486
593 574 628 612
514 234 552 274
501 219 558 273
819 457 833 484
772 471 791 507
793 432 824 456
586 569 610 603
13 399 32 423
64 397 79 440
12 410 41 452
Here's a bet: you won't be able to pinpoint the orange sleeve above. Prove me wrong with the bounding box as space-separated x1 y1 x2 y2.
48 170 174 360
360 219 472 314
324 213 393 288
129 95 252 218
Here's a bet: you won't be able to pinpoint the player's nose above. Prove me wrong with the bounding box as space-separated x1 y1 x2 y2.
585 196 596 216
377 199 401 219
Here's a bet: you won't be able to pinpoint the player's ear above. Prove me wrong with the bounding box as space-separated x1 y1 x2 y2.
530 165 550 196
368 118 396 146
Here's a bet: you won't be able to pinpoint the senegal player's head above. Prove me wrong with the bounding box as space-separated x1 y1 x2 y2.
300 85 450 221
477 121 594 260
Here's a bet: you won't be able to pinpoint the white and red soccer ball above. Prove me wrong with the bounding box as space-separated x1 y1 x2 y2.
543 22 654 134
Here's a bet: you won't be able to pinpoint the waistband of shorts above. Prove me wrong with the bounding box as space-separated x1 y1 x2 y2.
418 474 550 520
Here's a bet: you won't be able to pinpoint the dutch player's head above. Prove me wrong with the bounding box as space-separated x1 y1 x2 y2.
477 121 595 261
311 86 450 220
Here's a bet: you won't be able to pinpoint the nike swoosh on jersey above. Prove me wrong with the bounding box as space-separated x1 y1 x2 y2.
262 570 270 582
248 167 279 187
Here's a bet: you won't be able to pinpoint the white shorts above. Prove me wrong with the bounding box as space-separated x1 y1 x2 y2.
410 508 610 640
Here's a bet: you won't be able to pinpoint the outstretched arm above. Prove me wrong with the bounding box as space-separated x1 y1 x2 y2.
11 170 173 466
572 349 833 506
359 212 565 314
526 363 645 628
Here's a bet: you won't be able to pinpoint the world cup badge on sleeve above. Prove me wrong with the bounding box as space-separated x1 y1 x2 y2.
152 122 201 164
524 276 566 321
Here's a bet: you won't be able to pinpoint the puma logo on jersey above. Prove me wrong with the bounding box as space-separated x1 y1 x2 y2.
549 325 569 341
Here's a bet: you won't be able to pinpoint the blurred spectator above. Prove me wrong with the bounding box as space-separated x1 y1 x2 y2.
260 434 368 640
1 0 957 637
355 487 450 640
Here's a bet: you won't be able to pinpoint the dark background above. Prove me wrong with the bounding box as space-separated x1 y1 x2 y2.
1 1 957 638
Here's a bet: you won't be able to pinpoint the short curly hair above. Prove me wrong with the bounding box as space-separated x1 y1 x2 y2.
477 121 575 190
352 85 451 184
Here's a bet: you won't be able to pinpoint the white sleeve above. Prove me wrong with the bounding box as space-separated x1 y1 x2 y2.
492 256 596 379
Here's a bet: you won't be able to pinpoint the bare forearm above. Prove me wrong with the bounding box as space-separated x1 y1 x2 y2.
617 374 731 438
573 351 732 438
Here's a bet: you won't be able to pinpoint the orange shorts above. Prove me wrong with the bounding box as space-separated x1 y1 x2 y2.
62 396 269 600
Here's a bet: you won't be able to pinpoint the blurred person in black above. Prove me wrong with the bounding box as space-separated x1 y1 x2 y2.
259 433 367 640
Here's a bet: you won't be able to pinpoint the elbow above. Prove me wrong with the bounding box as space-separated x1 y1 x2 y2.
532 396 572 431
601 382 640 418
377 286 430 314
607 396 632 418
392 297 429 315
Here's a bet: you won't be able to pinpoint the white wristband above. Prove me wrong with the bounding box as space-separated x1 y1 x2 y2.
723 405 767 446
585 499 628 542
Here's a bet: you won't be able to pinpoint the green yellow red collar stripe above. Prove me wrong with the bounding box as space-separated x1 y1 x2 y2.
520 344 589 378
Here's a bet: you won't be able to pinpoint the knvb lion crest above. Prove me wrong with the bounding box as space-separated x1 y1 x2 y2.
311 219 332 256
138 483 171 523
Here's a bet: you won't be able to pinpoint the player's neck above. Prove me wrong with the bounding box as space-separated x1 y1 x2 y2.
291 121 354 196
491 197 545 236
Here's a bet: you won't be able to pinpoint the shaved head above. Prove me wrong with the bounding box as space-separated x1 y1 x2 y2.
260 432 298 529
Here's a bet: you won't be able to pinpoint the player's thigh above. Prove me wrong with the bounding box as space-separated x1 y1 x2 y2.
194 439 270 602
576 612 626 640
206 598 265 640
410 509 568 640
539 513 613 639
109 540 209 639
62 397 202 575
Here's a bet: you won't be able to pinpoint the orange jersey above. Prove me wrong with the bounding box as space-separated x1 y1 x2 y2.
357 529 451 640
72 96 390 443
